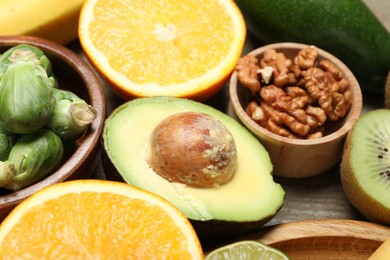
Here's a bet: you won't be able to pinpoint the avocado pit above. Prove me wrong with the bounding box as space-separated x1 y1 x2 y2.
102 97 286 237
148 112 237 188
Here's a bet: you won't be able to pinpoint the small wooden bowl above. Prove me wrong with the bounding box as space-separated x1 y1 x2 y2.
0 35 106 219
229 42 362 178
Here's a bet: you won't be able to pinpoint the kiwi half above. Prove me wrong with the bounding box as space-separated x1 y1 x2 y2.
340 109 390 225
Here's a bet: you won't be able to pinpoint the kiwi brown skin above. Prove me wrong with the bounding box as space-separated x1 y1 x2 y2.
340 111 390 225
385 71 390 108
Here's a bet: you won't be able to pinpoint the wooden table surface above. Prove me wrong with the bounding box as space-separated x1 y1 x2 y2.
85 0 389 231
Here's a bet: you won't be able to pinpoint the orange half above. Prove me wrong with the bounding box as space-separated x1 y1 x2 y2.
0 180 203 259
78 0 246 101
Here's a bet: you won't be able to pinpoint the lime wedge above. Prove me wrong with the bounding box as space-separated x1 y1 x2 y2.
205 240 290 260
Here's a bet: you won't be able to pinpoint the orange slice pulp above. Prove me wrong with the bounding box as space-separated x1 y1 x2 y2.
0 180 203 259
78 0 246 101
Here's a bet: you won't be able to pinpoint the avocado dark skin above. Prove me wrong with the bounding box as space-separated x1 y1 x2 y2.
101 146 282 242
235 0 390 97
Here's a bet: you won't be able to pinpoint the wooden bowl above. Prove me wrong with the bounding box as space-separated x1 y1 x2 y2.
206 219 390 259
229 42 362 178
0 35 106 220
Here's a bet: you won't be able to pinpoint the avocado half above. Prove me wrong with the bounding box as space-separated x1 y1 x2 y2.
102 97 285 237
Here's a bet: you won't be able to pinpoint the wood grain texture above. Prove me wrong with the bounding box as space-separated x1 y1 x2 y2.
238 219 390 259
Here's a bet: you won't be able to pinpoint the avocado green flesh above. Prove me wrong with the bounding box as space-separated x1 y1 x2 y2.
347 109 390 209
103 97 285 222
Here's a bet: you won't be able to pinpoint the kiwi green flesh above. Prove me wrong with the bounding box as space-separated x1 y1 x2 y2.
102 97 285 229
341 109 390 224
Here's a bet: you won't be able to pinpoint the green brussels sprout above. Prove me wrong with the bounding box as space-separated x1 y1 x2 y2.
45 88 97 142
0 124 18 161
0 44 58 87
0 60 55 134
0 129 63 191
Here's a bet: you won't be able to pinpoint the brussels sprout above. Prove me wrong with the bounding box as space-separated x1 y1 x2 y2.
0 44 58 87
0 60 55 134
0 124 18 161
0 129 63 191
0 161 16 187
45 88 97 142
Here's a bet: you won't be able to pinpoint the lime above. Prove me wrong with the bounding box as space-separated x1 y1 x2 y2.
205 240 290 260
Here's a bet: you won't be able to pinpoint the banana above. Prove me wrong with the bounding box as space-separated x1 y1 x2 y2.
0 0 85 45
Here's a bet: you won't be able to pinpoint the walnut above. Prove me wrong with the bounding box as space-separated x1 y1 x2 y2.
246 101 289 137
306 105 327 129
260 49 297 87
238 46 352 139
307 131 324 139
303 65 352 121
257 66 274 84
246 101 266 123
320 60 350 92
292 45 319 78
319 60 343 81
246 98 327 139
285 86 310 108
235 55 261 92
260 103 299 138
260 85 308 125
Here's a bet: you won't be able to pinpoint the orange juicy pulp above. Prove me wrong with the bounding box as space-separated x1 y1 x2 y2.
0 180 203 259
78 0 246 101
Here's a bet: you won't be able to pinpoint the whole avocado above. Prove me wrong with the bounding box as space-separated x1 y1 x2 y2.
235 0 390 96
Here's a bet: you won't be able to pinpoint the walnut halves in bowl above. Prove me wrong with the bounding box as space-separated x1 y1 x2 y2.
237 45 352 139
229 43 362 178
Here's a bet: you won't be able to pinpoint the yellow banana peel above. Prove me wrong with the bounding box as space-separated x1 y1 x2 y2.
0 0 85 45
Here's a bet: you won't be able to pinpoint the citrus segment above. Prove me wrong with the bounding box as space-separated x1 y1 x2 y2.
0 180 203 259
78 0 246 100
